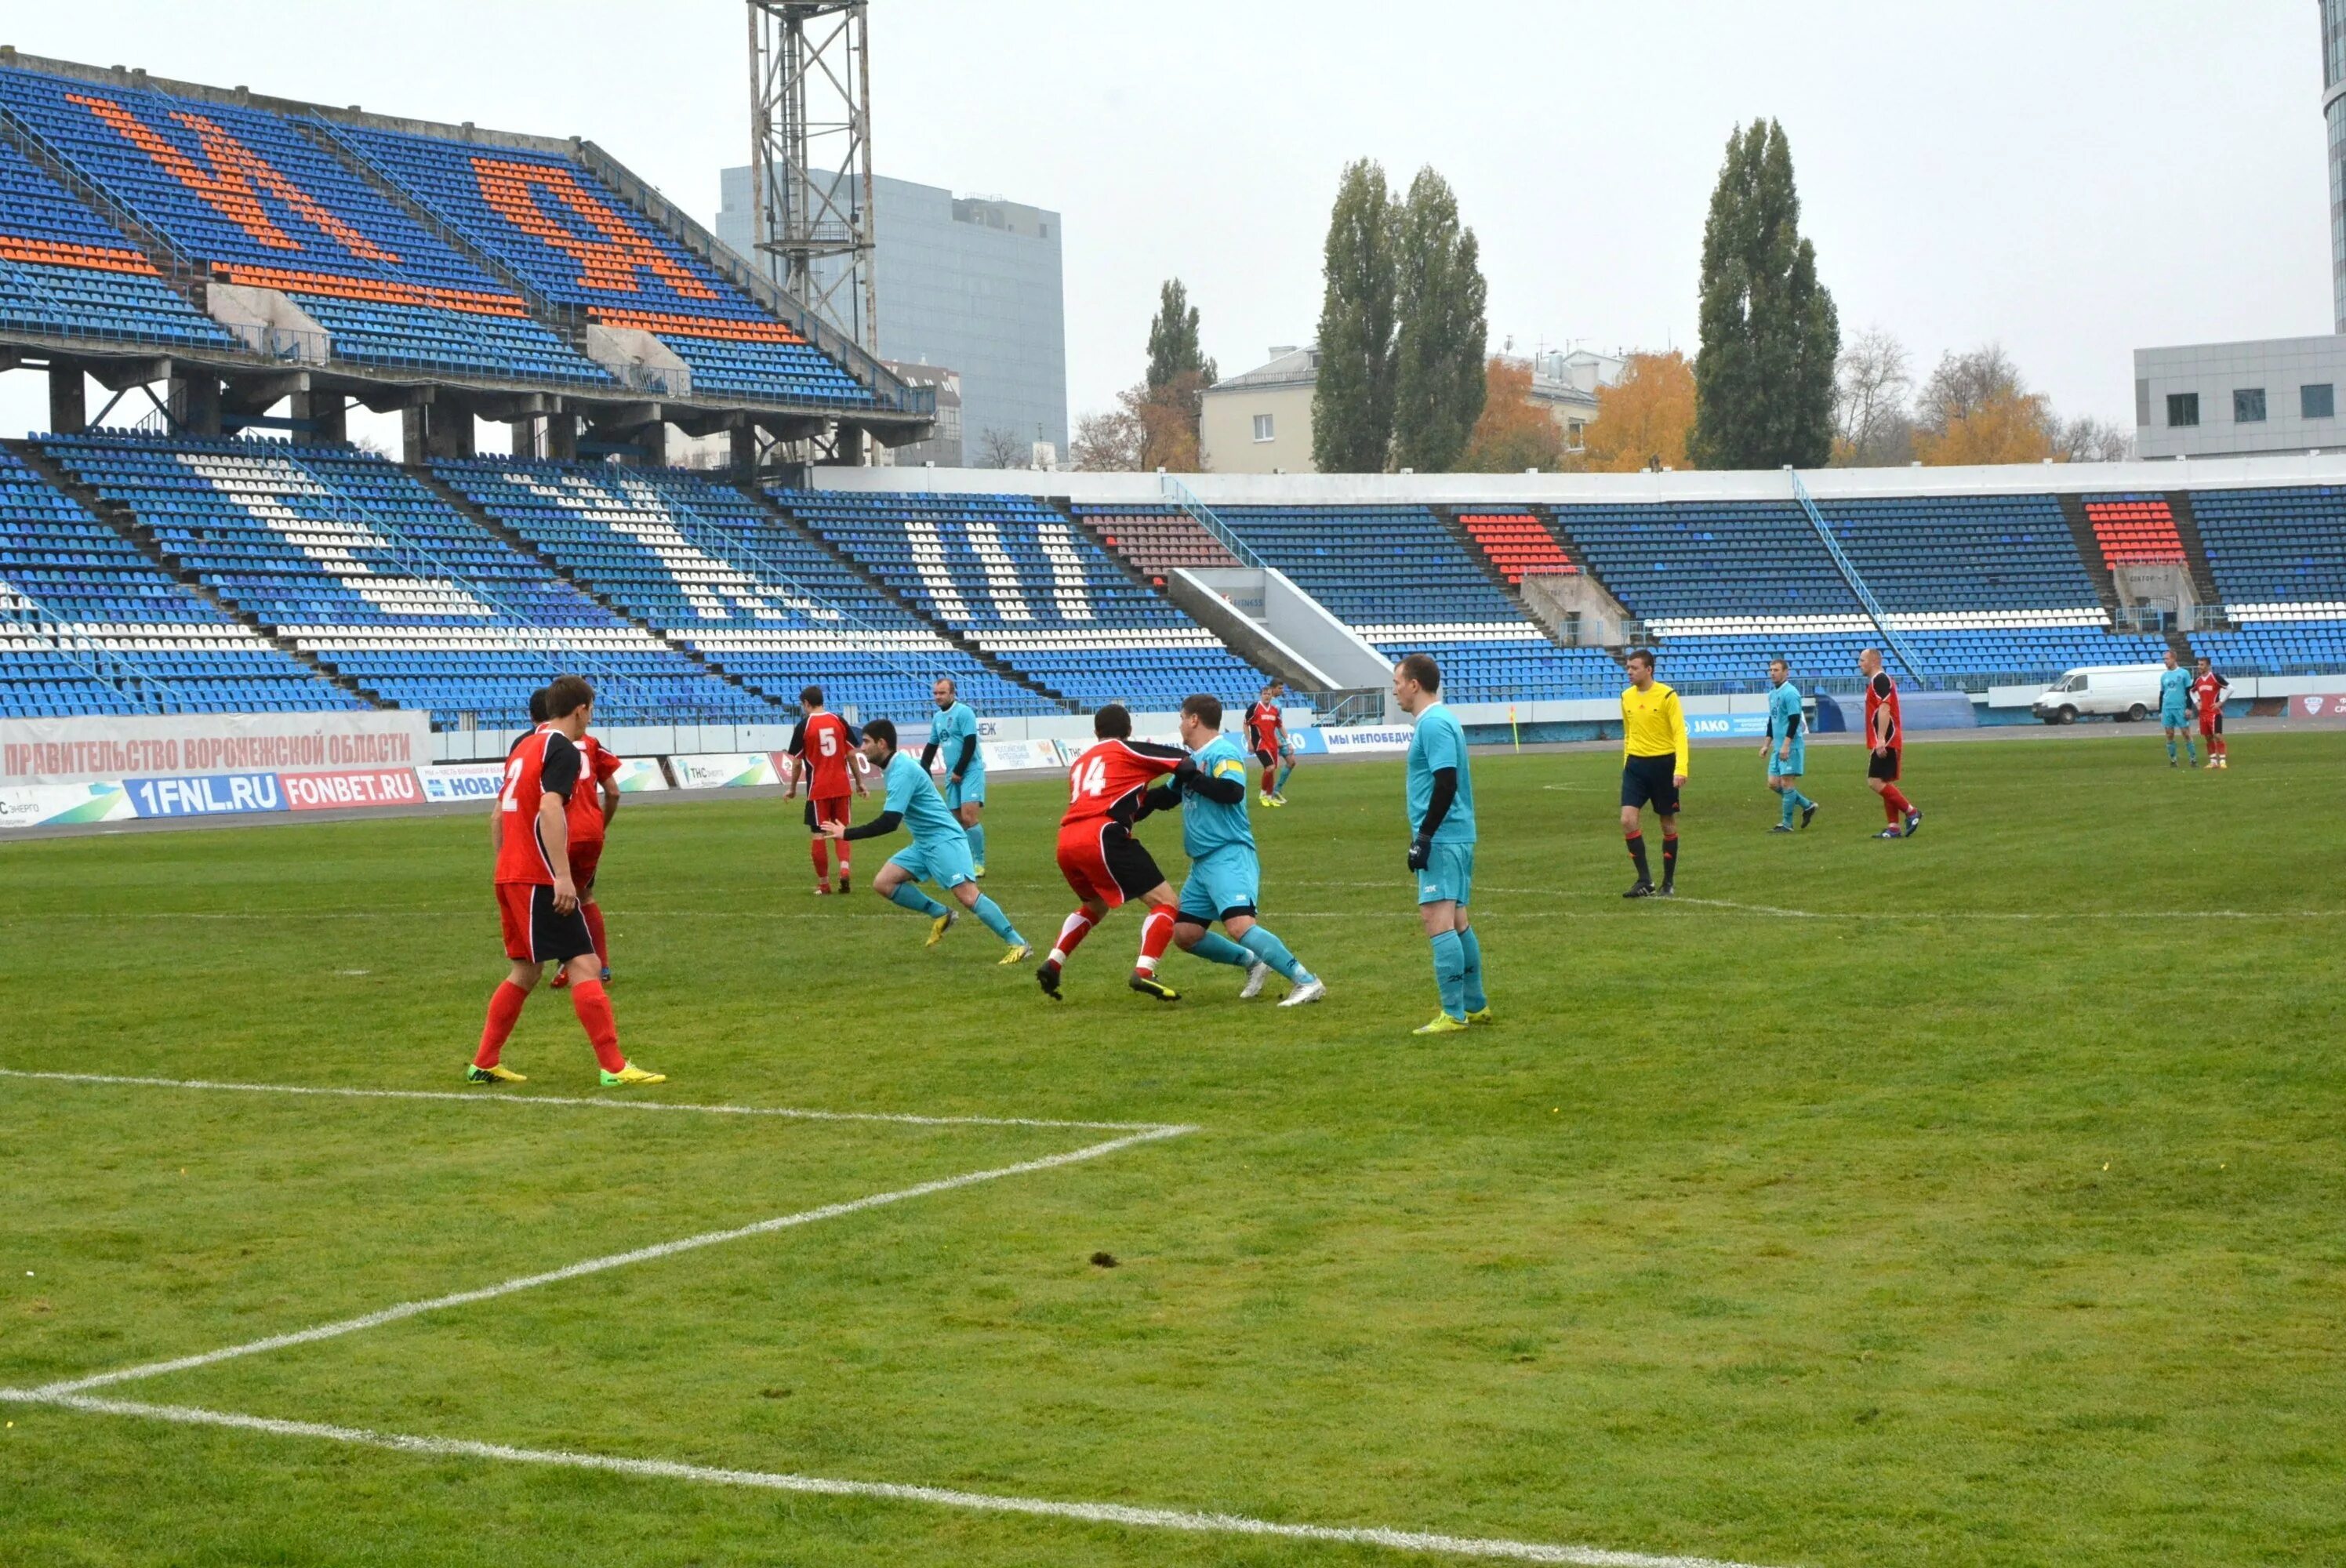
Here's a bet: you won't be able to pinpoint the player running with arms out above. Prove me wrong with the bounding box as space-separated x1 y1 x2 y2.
2158 649 2198 768
1396 653 1486 1035
1859 648 1922 838
2192 655 2232 769
786 686 868 895
921 677 989 875
1618 649 1688 897
1037 702 1209 1003
1246 681 1295 806
823 718 1030 962
1150 694 1327 1005
470 676 664 1087
1763 657 1817 833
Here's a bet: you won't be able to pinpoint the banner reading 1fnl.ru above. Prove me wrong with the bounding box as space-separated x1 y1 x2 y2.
0 711 433 787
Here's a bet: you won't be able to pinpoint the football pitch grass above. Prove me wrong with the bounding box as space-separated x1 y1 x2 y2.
2 731 2341 1566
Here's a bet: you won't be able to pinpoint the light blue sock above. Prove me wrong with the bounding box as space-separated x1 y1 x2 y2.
1779 789 1798 827
1276 762 1294 791
2166 738 2177 762
1796 788 1816 811
1429 930 1465 1021
1239 924 1309 982
966 822 986 866
2186 739 2197 762
1187 930 1253 967
887 880 948 919
968 894 1022 946
1458 927 1485 1013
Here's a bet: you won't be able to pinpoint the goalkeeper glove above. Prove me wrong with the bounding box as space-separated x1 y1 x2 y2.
1406 834 1432 873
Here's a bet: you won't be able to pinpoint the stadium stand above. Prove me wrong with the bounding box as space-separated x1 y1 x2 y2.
324 124 873 406
2187 485 2346 672
0 65 608 383
1458 511 1576 585
0 134 239 350
1070 504 1244 583
775 490 1270 710
434 459 1057 718
2084 495 2188 567
34 433 767 728
0 444 363 716
1214 503 1623 700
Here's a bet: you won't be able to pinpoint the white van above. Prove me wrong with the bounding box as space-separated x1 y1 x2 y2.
2033 665 2169 724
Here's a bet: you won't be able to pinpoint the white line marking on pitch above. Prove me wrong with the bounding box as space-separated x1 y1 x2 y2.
0 1390 1779 1568
0 1068 1174 1133
35 1124 1189 1397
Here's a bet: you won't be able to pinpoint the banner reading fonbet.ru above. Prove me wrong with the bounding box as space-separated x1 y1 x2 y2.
0 711 433 787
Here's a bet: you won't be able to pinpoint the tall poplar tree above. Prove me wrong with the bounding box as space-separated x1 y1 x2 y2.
1145 279 1215 390
1688 119 1839 470
1311 160 1398 473
1390 167 1487 472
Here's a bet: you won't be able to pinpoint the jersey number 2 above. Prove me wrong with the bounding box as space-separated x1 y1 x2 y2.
499 754 527 813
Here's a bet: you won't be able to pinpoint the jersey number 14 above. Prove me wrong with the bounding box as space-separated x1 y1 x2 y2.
1070 757 1108 800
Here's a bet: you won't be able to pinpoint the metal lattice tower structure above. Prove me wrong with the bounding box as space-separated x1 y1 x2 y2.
746 0 877 354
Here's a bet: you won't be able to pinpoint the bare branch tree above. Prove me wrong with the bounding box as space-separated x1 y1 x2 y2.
1916 344 2026 434
1832 326 1916 466
2057 415 2134 463
1070 405 1144 471
971 426 1030 469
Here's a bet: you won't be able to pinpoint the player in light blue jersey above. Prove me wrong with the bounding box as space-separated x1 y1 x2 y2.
1395 653 1484 1035
823 718 1029 964
921 677 989 876
1763 658 1818 832
2157 648 2196 767
1143 695 1326 1006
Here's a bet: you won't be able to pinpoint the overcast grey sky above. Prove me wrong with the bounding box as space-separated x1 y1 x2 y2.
0 1 2322 441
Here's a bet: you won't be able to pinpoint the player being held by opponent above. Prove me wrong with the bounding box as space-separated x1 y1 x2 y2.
1246 681 1295 806
471 676 664 1087
1860 648 1922 837
921 677 989 875
1037 702 1208 1003
1396 653 1486 1034
1147 694 1325 1005
2192 655 2232 770
1763 656 1817 833
2158 649 2198 768
823 718 1029 962
786 685 868 895
1618 649 1688 896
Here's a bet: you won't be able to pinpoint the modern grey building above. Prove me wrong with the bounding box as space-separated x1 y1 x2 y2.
717 169 1066 463
2132 5 2346 459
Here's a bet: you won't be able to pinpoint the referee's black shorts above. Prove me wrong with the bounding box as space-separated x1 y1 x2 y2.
1620 753 1680 814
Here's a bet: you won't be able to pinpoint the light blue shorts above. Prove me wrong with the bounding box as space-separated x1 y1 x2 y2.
2161 706 2190 729
944 770 986 809
889 833 975 891
1415 840 1475 907
1178 845 1261 922
1767 742 1806 779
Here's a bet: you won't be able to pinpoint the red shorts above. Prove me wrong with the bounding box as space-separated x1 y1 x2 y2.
568 839 602 894
1055 821 1165 909
803 794 852 833
2199 711 2222 737
497 881 595 964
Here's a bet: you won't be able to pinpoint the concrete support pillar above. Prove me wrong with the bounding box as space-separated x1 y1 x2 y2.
168 372 222 437
47 361 86 434
291 389 346 446
401 402 475 463
544 410 578 463
730 424 759 481
510 416 540 459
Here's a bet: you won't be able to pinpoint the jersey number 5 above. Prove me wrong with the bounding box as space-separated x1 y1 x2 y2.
817 728 838 757
1070 757 1107 800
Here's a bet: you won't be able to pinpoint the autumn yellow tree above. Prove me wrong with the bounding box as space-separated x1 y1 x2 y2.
1913 390 2057 465
1576 350 1695 473
1458 358 1566 471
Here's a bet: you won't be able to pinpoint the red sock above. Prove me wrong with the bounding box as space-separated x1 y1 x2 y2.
1882 785 1912 818
1048 909 1093 965
811 837 830 879
837 848 850 880
568 977 626 1073
1135 906 1175 974
474 980 528 1069
582 902 608 970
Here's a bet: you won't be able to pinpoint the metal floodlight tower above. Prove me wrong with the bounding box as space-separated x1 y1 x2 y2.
747 0 877 354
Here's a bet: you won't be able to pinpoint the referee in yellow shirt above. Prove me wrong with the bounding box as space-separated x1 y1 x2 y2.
1618 649 1688 898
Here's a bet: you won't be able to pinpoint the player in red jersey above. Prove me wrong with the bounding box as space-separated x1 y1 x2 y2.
786 685 869 893
1859 648 1921 839
2192 655 2232 769
1245 681 1291 806
1037 702 1207 1003
549 699 623 989
470 675 665 1087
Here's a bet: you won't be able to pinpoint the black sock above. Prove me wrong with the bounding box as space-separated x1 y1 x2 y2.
1662 834 1679 885
1626 833 1650 882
